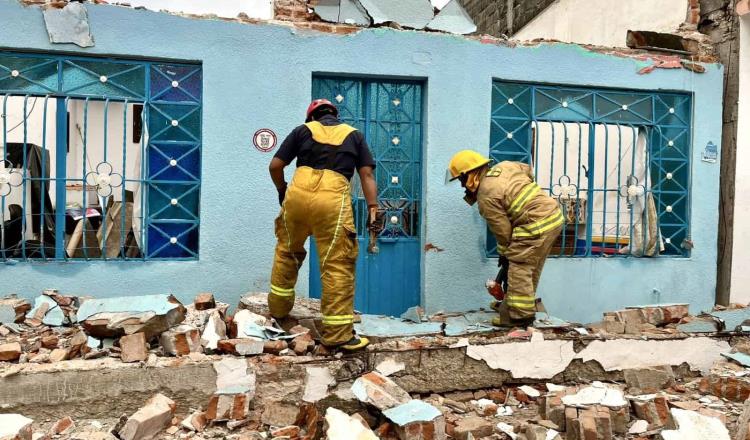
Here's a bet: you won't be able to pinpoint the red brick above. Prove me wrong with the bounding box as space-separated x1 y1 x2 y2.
49 416 75 435
119 333 148 363
263 340 288 355
0 342 22 362
194 292 216 310
270 425 301 437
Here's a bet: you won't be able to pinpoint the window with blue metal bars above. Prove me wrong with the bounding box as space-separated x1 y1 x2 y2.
0 51 202 261
488 81 692 258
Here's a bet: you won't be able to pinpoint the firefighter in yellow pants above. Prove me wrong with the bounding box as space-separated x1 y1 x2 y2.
447 150 563 327
268 99 380 351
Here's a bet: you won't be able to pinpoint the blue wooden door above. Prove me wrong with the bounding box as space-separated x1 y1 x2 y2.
308 77 423 316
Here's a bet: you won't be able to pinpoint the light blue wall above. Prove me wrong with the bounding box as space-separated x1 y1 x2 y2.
0 0 724 323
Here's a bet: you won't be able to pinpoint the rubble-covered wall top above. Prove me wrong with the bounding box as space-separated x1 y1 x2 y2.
0 0 724 323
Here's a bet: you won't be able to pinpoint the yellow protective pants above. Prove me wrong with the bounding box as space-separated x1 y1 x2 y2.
504 224 562 320
269 166 358 346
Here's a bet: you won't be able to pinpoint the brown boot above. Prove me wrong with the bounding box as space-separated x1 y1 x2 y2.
491 301 535 328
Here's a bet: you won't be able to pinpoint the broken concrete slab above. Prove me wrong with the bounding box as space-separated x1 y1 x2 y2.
313 0 371 26
660 408 730 440
234 309 268 340
354 314 442 338
27 294 66 327
352 371 411 411
325 407 378 440
426 0 476 35
118 393 176 440
0 414 33 440
454 415 493 439
42 2 95 48
303 366 336 403
0 296 31 324
77 294 186 339
358 0 434 29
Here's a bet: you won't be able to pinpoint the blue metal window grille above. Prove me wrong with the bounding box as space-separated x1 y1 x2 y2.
0 51 202 261
311 77 423 239
488 81 692 258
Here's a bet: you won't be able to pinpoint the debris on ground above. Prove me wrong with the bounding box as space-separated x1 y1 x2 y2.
3 293 750 439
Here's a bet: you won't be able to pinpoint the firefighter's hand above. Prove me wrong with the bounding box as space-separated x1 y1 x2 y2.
367 204 383 234
277 183 287 207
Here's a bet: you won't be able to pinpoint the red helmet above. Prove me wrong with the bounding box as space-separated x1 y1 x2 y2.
306 99 338 122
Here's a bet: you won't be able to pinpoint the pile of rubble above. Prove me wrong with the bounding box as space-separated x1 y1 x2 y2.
4 293 750 439
0 291 327 366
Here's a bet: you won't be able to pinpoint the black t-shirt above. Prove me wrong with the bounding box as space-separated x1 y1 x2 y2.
274 115 376 180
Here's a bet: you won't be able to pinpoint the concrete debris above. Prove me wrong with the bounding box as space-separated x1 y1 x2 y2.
325 407 378 440
118 393 176 440
0 296 31 324
358 0 435 29
454 416 493 439
426 0 477 35
42 1 95 48
661 408 731 439
77 294 186 339
214 357 255 396
631 395 674 429
0 414 33 440
603 303 689 334
497 422 517 439
351 371 412 411
623 366 675 393
722 351 750 367
233 309 268 339
518 385 541 398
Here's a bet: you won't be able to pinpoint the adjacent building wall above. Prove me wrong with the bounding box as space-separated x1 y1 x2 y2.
730 11 750 303
514 0 689 47
0 0 724 323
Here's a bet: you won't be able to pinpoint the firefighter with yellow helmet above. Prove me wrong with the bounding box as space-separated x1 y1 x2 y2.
447 150 563 327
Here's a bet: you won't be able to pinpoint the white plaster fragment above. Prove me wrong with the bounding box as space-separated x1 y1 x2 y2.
303 366 336 403
562 382 626 408
629 419 648 434
546 383 566 392
325 408 378 440
661 409 730 440
449 338 469 348
0 414 33 439
496 422 517 439
214 357 255 396
466 339 576 379
578 337 730 375
518 385 541 398
376 358 406 377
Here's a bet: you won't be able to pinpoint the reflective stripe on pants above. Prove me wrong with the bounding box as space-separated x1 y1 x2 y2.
269 166 358 346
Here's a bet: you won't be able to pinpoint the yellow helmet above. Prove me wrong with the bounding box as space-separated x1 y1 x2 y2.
447 150 491 181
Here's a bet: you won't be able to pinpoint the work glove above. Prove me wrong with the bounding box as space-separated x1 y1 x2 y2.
367 204 384 235
277 184 287 207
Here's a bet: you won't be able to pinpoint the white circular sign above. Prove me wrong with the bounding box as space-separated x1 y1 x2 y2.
253 129 277 153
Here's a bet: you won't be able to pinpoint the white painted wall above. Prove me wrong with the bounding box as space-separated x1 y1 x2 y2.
731 15 750 304
2 98 141 240
514 0 688 47
124 0 273 19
